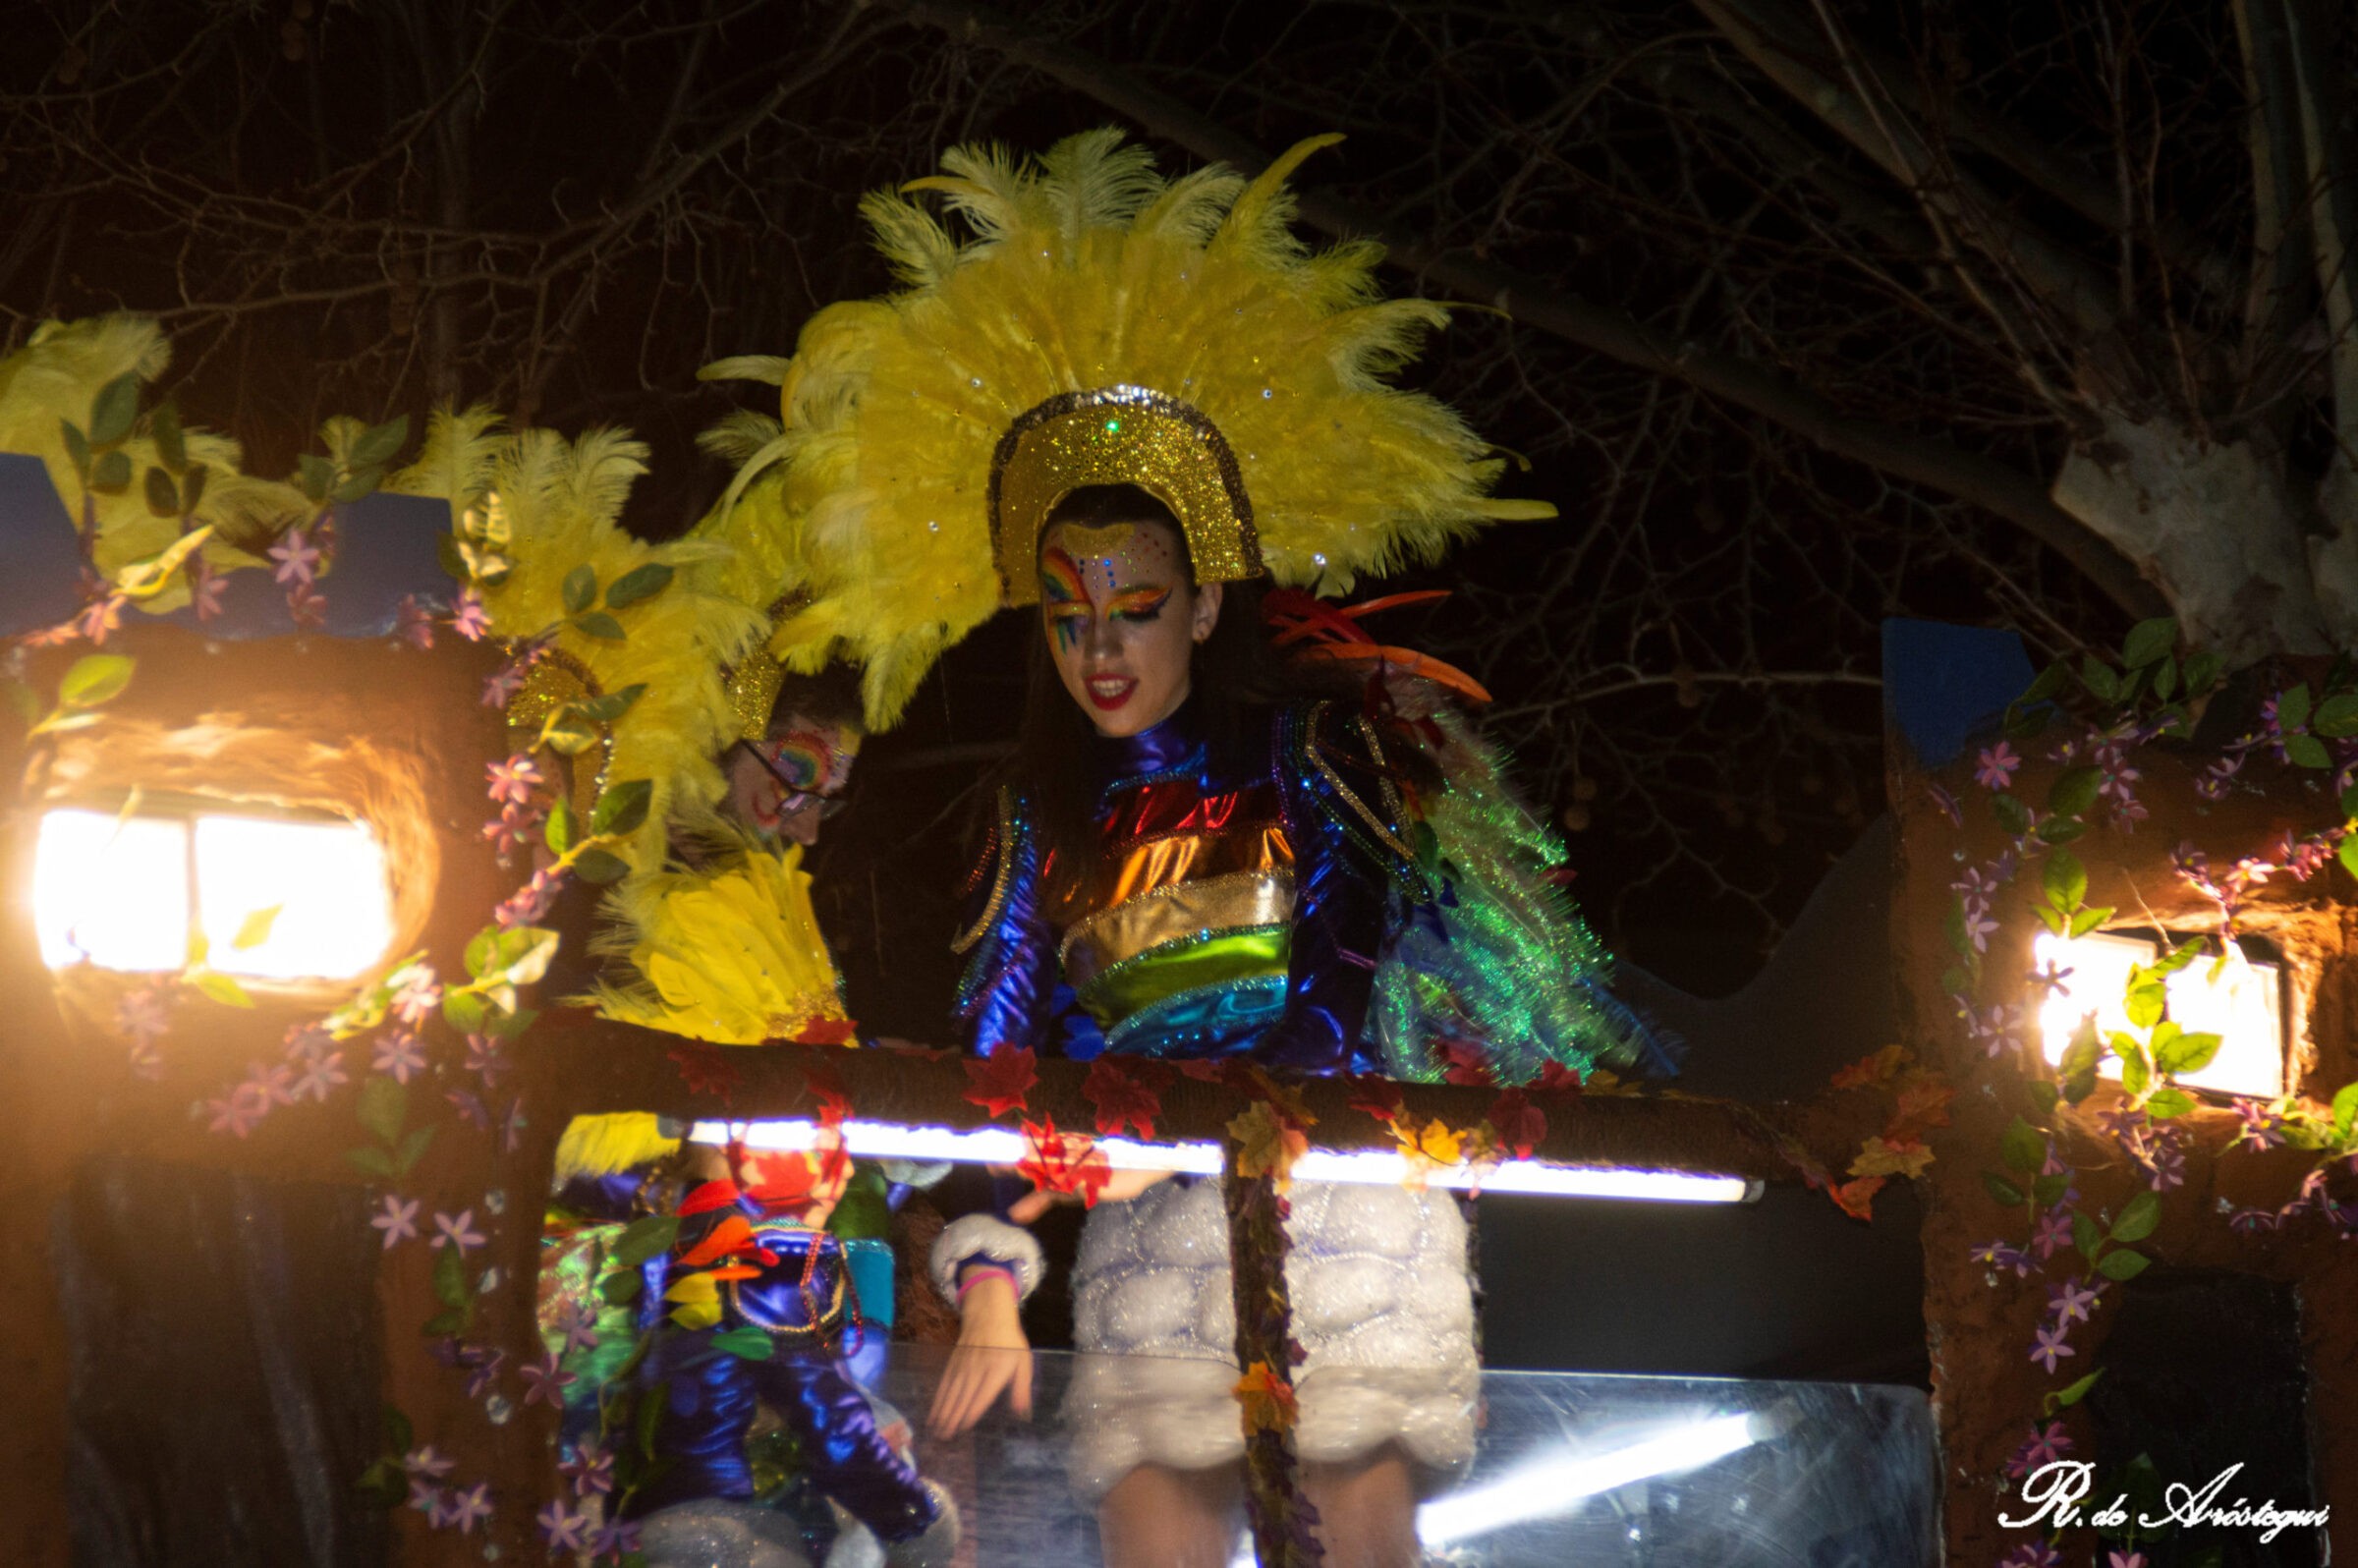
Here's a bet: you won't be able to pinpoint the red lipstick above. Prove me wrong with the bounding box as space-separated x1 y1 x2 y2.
1087 676 1137 711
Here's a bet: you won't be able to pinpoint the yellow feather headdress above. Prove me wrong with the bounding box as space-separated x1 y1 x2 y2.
702 129 1553 729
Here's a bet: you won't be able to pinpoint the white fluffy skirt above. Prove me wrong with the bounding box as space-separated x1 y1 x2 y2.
1061 1177 1478 1501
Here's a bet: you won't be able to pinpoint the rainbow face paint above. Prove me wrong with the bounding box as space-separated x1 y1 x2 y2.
1038 518 1202 738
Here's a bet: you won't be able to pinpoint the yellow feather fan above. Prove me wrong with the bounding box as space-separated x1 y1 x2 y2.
702 129 1553 728
587 824 848 1046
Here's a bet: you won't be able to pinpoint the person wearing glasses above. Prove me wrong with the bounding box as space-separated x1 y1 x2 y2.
725 669 863 849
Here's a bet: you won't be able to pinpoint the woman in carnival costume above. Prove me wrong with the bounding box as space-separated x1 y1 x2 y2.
713 130 1672 1566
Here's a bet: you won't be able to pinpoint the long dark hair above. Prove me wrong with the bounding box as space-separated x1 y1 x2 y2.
1007 484 1358 919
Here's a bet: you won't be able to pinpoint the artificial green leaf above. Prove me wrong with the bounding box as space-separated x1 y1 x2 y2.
576 683 647 723
194 970 253 1008
613 1214 683 1269
2037 816 2087 844
599 1269 643 1306
350 415 410 469
2072 1210 2102 1257
395 1124 436 1175
142 466 179 518
358 1075 407 1144
2119 1047 2151 1097
442 987 487 1035
2287 733 2332 770
593 778 654 837
2153 655 2178 701
2158 1031 2222 1075
1983 1172 2026 1206
383 1404 415 1457
710 1325 774 1361
59 418 89 474
296 452 334 503
2036 902 2067 936
2333 1081 2358 1140
2049 1369 2104 1410
480 1003 539 1040
2068 906 2112 937
573 847 631 884
432 1243 474 1310
2185 650 2221 692
638 1376 665 1456
545 799 578 857
603 562 674 609
2340 835 2358 882
331 467 381 505
2279 683 2314 732
1993 792 2032 837
539 709 598 756
2027 1081 2061 1115
59 653 135 708
2121 616 2176 669
2097 1247 2151 1280
2032 1171 2069 1205
2000 1115 2045 1174
2316 693 2358 739
2146 1088 2195 1119
345 1146 398 1178
2078 656 2121 703
574 611 627 641
421 1307 467 1337
484 925 560 987
2124 980 2166 1031
2042 847 2087 913
2049 766 2104 818
233 904 283 950
2111 1190 2161 1242
562 564 597 616
89 449 132 493
2153 939 2204 976
88 373 141 447
150 400 186 472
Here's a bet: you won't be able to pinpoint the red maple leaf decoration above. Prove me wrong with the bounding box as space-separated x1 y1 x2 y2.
1827 1174 1887 1222
669 1044 742 1105
792 1018 859 1046
1345 1076 1406 1128
1436 1039 1494 1086
1486 1089 1546 1160
802 1063 852 1129
1177 1057 1230 1084
1530 1061 1586 1101
1018 1115 1111 1206
963 1046 1039 1118
1083 1058 1170 1142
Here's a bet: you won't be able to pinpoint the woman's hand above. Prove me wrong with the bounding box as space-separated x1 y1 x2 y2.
927 1273 1033 1436
1007 1165 1173 1223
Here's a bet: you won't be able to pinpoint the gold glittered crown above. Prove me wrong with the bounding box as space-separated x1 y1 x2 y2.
989 386 1262 605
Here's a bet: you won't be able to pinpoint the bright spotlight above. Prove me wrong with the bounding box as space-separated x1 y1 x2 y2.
2033 930 2284 1098
195 814 396 980
1416 1407 1782 1545
32 806 396 982
33 809 191 971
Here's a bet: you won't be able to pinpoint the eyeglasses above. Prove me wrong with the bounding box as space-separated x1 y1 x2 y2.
735 741 850 820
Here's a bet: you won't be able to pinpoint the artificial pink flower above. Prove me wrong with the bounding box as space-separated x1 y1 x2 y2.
76 593 124 644
188 561 226 621
1974 742 2021 791
286 581 328 629
395 593 436 649
432 1208 486 1255
449 588 491 642
444 1482 492 1535
485 754 545 807
268 530 321 587
371 1196 420 1250
2047 1277 2101 1326
560 1440 614 1497
371 1030 426 1084
519 1353 577 1409
2029 1322 2075 1373
389 965 441 1027
402 1444 454 1480
536 1499 591 1550
291 1049 348 1103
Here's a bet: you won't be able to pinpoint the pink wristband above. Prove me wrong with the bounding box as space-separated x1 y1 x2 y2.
955 1263 1018 1305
